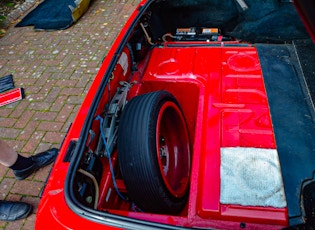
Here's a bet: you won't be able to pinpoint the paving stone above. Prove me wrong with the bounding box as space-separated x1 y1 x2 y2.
42 131 65 144
21 214 35 230
0 178 15 199
11 180 43 196
3 219 24 230
33 111 57 121
20 131 45 153
14 110 35 129
0 127 21 139
17 121 39 141
0 117 17 128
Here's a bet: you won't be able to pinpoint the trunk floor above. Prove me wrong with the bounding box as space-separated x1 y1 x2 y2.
257 42 315 226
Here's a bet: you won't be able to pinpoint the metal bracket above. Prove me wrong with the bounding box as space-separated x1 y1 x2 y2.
96 81 133 156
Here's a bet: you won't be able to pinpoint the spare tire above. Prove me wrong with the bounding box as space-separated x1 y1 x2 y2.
118 90 191 214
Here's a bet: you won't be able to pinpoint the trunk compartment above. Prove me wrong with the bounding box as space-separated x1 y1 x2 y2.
66 1 315 228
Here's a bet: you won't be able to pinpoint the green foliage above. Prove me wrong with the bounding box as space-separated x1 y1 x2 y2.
0 15 6 28
6 3 15 7
0 0 24 30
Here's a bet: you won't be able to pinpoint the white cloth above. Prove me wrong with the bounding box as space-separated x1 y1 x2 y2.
220 147 287 208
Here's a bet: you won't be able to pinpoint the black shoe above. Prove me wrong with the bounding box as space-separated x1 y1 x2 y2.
0 200 32 221
13 148 58 180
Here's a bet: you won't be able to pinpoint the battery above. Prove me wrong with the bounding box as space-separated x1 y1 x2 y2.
174 27 222 41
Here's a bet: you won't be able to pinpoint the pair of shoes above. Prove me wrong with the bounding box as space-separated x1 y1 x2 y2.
0 200 32 221
13 148 58 180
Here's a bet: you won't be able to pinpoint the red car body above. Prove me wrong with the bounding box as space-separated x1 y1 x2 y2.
36 0 315 229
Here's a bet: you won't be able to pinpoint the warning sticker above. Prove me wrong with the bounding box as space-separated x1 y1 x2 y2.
118 52 128 76
202 28 219 34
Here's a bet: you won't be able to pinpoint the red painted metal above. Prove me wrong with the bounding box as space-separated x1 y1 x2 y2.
134 44 286 227
36 0 294 227
155 101 191 198
36 40 288 229
0 88 24 107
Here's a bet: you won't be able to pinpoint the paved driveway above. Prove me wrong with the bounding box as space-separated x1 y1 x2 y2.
0 0 140 229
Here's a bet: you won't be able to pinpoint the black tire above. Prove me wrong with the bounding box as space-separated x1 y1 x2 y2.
118 91 191 214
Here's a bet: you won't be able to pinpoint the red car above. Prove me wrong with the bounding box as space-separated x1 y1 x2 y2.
36 0 315 229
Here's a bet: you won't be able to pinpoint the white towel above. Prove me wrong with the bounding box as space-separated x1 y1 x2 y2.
220 147 287 208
